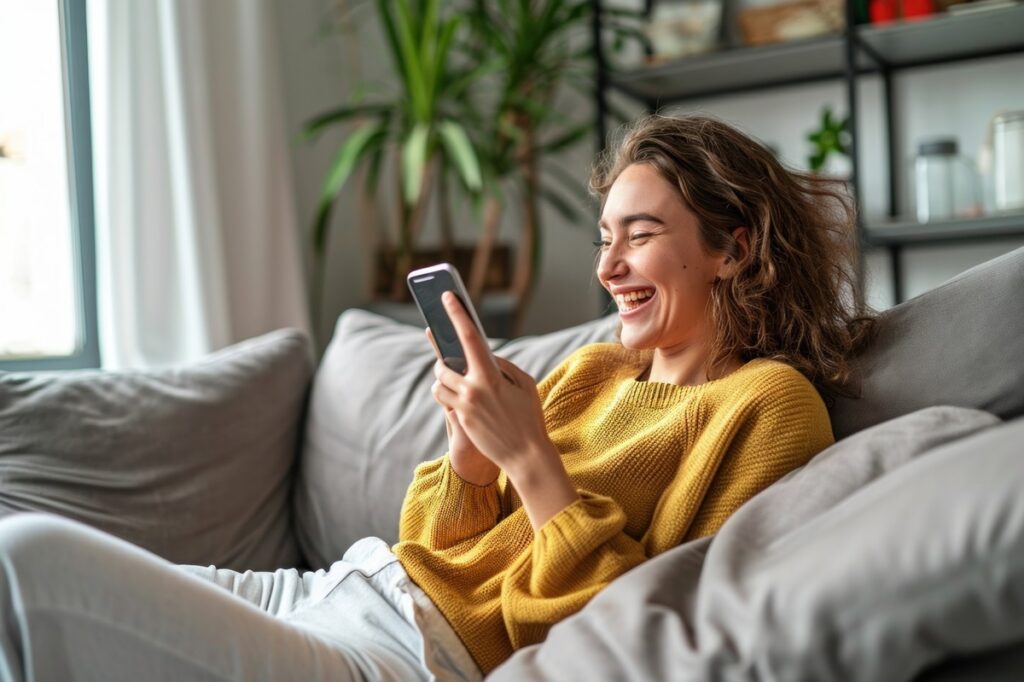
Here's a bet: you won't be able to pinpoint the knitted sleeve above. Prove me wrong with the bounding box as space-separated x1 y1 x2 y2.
499 491 648 650
683 372 835 540
397 454 504 550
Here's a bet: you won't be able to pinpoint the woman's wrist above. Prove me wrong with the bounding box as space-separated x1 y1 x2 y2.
505 440 579 531
449 452 500 487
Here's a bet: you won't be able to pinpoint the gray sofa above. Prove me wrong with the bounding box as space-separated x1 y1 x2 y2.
1 246 1023 681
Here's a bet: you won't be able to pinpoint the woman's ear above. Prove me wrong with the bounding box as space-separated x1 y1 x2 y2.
717 227 750 279
732 226 750 263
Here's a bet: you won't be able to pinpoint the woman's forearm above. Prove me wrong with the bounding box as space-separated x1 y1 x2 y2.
505 441 580 531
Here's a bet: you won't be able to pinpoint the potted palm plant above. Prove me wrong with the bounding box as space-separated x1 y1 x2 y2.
305 0 643 337
456 0 646 332
456 0 593 332
302 0 485 333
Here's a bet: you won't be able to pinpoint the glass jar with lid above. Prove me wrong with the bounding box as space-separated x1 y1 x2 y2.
993 111 1024 213
912 137 980 223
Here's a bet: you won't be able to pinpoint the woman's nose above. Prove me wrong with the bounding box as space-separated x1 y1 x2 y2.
597 243 627 283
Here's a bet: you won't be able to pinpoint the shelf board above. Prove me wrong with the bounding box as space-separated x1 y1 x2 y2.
605 4 1024 104
856 3 1024 68
864 211 1024 245
607 35 874 104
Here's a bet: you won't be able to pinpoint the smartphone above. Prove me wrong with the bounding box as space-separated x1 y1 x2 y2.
407 263 490 374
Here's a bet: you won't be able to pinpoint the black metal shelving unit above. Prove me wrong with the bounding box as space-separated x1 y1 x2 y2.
592 1 1024 305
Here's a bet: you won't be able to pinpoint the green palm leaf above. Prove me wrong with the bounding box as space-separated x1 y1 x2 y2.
402 123 431 204
313 119 387 254
298 103 391 143
392 0 430 121
439 120 482 192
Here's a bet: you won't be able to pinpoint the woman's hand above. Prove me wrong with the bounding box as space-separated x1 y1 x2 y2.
431 291 579 529
427 329 500 486
428 327 499 483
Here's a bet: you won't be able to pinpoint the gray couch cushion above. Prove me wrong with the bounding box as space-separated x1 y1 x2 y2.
492 406 1016 681
293 308 618 569
830 245 1024 440
0 328 313 570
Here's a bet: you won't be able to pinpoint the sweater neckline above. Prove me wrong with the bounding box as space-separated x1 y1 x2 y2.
619 357 769 408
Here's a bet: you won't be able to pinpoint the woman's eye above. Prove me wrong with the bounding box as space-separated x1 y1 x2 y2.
629 232 652 241
592 239 610 250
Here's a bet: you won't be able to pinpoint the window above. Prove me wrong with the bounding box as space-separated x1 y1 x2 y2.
0 0 98 370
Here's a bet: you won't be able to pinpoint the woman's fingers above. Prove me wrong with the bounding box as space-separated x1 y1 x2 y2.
434 358 463 389
441 291 498 376
425 328 441 359
431 376 459 409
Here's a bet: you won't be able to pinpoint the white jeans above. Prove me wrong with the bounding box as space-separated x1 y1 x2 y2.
0 513 481 682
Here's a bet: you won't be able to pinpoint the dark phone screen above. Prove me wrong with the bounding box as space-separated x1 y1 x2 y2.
409 270 469 374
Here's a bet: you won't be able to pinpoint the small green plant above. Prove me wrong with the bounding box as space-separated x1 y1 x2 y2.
807 106 851 173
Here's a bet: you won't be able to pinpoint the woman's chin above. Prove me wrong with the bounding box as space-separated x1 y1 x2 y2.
617 328 653 350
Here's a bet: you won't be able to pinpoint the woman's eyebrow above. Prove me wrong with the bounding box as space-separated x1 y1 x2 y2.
598 212 665 231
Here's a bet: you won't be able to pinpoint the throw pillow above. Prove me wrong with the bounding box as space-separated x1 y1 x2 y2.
294 308 619 569
0 328 313 570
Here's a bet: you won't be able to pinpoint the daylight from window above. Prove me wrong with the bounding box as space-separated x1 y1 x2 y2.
0 0 77 359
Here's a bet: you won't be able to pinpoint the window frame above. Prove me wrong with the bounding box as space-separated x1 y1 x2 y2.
0 0 100 371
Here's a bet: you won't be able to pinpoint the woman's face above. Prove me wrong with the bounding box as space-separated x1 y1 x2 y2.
596 163 731 353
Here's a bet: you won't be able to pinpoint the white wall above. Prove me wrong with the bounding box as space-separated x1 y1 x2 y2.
272 0 383 352
274 0 1024 349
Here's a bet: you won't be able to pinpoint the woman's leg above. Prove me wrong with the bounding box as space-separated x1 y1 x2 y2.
176 563 338 618
0 513 431 682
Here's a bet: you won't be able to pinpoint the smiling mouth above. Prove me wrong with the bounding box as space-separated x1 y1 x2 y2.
615 288 656 314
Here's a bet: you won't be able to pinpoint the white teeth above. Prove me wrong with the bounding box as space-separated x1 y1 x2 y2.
614 289 654 310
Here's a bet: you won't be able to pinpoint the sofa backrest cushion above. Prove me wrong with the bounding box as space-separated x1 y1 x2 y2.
0 328 313 570
294 308 619 569
829 245 1024 440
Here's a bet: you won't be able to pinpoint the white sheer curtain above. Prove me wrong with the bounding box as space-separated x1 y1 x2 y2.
87 0 311 369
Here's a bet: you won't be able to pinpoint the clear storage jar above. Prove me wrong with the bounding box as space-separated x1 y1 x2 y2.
993 111 1024 212
913 138 979 223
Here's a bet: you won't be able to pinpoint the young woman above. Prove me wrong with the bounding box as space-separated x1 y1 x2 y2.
0 114 875 681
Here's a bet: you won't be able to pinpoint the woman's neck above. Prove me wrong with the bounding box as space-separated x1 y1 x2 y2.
643 345 743 387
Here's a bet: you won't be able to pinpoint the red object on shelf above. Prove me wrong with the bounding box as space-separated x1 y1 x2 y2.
870 0 899 23
901 0 935 19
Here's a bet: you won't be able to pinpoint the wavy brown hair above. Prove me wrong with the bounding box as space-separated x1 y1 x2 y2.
590 114 878 405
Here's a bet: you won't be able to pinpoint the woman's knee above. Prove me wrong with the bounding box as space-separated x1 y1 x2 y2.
0 513 88 567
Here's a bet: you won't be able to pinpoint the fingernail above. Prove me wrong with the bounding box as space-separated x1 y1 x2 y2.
442 291 454 304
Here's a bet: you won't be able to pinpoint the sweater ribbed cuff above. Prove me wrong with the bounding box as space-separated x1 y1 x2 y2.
535 491 627 563
428 455 502 547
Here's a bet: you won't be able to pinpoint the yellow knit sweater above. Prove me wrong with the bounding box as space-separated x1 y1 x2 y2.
393 343 834 674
